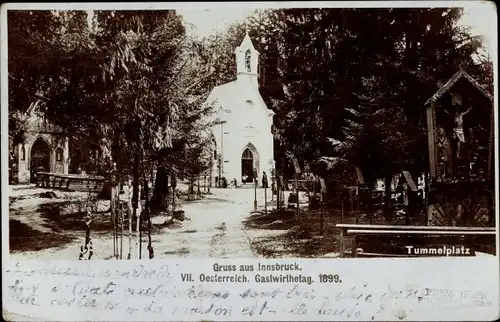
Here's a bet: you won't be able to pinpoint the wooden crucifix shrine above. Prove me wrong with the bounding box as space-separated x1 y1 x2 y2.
425 69 494 184
424 69 494 227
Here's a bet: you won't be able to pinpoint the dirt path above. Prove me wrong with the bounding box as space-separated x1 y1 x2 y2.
8 186 270 260
158 189 259 258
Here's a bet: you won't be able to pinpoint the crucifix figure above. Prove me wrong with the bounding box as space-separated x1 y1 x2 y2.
444 106 472 158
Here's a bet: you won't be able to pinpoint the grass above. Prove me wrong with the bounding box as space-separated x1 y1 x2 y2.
38 202 117 234
9 187 186 255
9 219 76 252
244 203 497 257
244 207 348 258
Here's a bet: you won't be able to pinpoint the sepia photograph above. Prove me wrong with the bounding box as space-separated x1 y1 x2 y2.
5 3 496 262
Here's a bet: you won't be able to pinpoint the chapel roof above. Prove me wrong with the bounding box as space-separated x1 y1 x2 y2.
204 77 274 116
424 69 493 106
238 32 257 52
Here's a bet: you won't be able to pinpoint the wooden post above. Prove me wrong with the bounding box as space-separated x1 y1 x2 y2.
349 190 353 225
135 185 142 259
339 228 345 258
120 204 124 260
356 188 360 225
166 173 171 213
264 187 267 215
424 171 429 224
128 185 132 260
307 174 311 208
320 192 324 235
111 185 115 259
114 183 120 259
295 175 299 217
426 101 438 183
115 206 119 259
254 176 257 212
276 173 280 212
136 199 141 260
352 235 358 258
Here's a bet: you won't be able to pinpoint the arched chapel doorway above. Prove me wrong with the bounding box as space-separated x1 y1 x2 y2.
30 137 51 182
241 144 259 183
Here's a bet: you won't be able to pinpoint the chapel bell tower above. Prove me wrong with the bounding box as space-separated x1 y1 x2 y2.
235 33 260 87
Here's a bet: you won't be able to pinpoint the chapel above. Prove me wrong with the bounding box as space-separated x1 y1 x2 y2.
9 101 70 183
204 33 275 186
9 100 109 184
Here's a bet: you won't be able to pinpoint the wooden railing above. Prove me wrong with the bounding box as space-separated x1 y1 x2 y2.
335 223 496 258
36 172 105 191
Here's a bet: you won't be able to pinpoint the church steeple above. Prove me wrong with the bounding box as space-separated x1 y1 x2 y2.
235 33 260 86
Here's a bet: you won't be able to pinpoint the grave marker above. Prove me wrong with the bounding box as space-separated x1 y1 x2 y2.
355 167 365 185
319 177 327 193
402 170 418 192
293 157 301 174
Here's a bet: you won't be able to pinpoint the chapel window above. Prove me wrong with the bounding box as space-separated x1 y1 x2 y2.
245 49 251 72
56 148 63 161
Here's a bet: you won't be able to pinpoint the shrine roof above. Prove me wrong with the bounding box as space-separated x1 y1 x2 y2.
424 69 493 106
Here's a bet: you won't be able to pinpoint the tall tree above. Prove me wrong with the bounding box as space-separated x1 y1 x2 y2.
9 10 219 258
273 8 488 187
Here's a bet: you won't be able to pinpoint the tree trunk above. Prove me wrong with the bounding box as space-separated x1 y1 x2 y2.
189 176 195 198
150 165 169 213
140 168 153 259
146 165 154 259
276 173 281 212
130 153 140 260
424 171 430 224
132 153 140 217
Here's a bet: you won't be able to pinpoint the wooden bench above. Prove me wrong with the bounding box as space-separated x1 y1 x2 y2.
36 172 54 188
336 223 496 258
36 172 104 191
